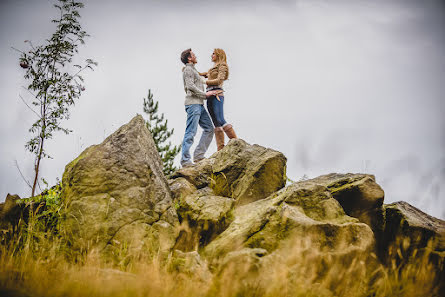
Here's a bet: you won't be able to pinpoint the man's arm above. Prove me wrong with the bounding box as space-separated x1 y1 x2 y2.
184 67 206 99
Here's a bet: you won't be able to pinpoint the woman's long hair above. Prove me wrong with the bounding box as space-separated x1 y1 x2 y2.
214 48 229 79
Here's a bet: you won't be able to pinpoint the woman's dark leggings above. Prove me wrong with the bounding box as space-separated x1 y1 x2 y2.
207 95 227 127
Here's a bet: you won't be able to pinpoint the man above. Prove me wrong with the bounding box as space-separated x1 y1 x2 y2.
180 48 220 168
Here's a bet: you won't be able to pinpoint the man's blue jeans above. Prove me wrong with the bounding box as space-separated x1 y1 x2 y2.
181 104 214 166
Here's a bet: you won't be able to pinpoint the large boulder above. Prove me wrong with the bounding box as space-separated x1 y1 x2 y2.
383 202 445 263
173 187 235 251
169 158 214 190
0 194 27 245
0 194 23 231
383 202 445 249
61 115 178 256
383 202 445 293
211 139 287 205
203 179 375 263
170 139 287 206
311 173 385 235
168 140 287 252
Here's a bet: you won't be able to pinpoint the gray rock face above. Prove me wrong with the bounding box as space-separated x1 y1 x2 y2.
61 115 178 255
383 201 445 293
311 173 385 235
41 113 442 292
170 140 287 206
174 187 235 251
170 158 214 190
203 179 375 262
0 194 23 231
383 201 445 261
211 139 287 205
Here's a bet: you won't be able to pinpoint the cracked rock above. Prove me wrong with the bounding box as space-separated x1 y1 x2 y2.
60 115 178 256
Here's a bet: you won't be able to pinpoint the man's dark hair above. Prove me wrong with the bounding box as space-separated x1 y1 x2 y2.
181 48 192 65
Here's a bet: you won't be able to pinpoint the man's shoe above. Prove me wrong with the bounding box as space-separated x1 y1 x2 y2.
181 162 194 168
194 157 206 163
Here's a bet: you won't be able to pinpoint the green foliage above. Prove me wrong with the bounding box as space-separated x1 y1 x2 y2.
21 183 63 234
16 0 97 197
34 183 63 233
143 89 181 175
2 183 65 256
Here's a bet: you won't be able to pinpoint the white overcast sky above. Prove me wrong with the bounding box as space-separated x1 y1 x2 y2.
1 0 444 219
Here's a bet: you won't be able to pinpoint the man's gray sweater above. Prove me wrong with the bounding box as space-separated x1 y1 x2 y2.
183 63 206 105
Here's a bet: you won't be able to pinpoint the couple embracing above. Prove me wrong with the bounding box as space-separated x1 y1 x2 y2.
180 48 237 168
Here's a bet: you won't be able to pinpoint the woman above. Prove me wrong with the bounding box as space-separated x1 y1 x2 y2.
200 48 237 151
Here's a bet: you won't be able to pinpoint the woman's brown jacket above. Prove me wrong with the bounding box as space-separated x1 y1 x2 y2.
202 63 229 88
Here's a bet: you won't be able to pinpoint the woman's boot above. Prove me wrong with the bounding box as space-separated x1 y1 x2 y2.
223 124 237 139
215 127 225 151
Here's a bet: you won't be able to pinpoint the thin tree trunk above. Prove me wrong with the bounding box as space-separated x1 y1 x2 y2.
32 92 47 197
31 136 44 197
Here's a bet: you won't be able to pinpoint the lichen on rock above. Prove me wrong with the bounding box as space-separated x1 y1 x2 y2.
174 187 235 251
210 139 287 205
203 179 375 264
60 115 178 257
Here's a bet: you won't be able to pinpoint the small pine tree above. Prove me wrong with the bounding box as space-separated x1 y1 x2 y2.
143 89 181 175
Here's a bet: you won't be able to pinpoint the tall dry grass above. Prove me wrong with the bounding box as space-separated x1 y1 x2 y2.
0 203 442 297
1 232 441 296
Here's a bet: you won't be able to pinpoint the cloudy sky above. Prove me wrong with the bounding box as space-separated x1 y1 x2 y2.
1 0 444 219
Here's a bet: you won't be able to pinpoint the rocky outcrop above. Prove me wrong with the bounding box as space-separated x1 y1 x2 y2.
168 143 380 271
383 202 445 294
171 139 287 206
203 179 375 264
10 113 439 294
210 139 287 205
173 187 235 251
383 202 445 264
311 173 385 235
60 115 178 256
0 194 23 231
168 139 287 252
169 158 214 191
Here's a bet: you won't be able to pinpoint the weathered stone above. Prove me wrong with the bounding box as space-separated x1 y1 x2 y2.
218 248 268 274
203 180 375 262
170 158 214 189
383 201 445 261
0 194 23 230
210 139 287 206
169 250 211 281
168 140 286 207
174 187 235 251
61 115 178 256
311 173 385 235
383 201 445 293
168 177 196 201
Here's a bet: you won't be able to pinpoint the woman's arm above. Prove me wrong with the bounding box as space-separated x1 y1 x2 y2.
199 71 208 77
206 64 228 86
